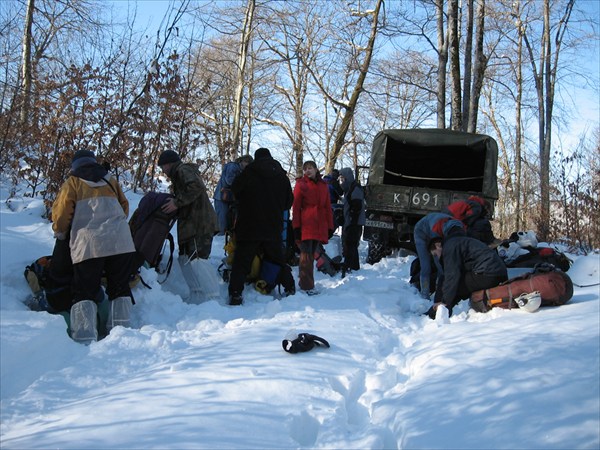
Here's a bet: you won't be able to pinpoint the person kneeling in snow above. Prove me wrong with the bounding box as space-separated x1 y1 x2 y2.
52 150 136 344
426 234 508 319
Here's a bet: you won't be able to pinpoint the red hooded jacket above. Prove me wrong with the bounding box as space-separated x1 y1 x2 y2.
292 174 333 243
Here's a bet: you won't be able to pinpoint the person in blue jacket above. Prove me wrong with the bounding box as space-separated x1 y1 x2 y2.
213 155 253 235
413 212 465 299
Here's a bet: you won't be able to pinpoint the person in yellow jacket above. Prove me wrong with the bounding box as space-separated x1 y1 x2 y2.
52 150 136 344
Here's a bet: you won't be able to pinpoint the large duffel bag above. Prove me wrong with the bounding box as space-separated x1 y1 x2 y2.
470 264 574 313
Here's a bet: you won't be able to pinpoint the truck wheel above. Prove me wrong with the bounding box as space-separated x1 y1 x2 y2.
366 241 392 265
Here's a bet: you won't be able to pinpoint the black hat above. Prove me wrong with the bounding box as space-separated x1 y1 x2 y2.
254 148 271 160
72 149 96 162
71 150 97 171
158 150 180 166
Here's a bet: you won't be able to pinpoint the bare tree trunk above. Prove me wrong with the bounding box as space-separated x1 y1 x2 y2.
467 0 486 133
515 3 524 230
448 0 462 130
436 0 447 128
20 0 35 128
329 0 382 168
232 0 255 159
519 0 574 241
462 0 474 131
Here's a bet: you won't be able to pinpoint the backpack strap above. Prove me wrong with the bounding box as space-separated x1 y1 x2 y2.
157 233 175 284
101 176 119 197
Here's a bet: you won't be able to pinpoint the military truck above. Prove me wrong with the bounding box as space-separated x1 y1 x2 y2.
363 128 499 264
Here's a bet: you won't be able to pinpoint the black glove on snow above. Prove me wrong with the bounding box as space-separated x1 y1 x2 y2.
282 333 330 353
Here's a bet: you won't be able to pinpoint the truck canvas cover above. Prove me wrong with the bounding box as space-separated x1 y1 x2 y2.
367 128 499 215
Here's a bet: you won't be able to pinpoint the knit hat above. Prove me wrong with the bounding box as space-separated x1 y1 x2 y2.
158 150 181 166
71 150 97 171
254 148 272 160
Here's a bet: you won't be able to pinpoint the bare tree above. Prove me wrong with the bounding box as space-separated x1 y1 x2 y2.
231 0 255 158
447 0 462 129
317 0 384 173
515 0 575 241
19 0 35 127
435 0 448 128
466 0 488 133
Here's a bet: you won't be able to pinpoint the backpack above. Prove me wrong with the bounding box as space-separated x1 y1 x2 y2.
506 246 572 272
469 264 574 313
255 258 293 295
24 255 73 313
129 192 177 282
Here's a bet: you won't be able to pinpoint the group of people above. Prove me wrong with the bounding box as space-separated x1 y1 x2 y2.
53 141 509 343
52 147 365 343
215 150 365 302
411 196 507 319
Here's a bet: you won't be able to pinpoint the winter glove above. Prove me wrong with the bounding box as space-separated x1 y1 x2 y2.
282 333 330 353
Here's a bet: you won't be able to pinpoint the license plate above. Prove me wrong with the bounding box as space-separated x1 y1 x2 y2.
366 220 394 230
410 191 442 210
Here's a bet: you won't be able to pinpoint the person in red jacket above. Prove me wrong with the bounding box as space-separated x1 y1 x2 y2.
292 161 334 295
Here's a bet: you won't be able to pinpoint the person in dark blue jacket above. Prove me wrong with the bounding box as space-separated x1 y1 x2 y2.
413 212 465 299
213 155 253 235
426 234 508 318
338 168 365 274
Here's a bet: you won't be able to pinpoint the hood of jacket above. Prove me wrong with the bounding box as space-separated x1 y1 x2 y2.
339 168 355 192
71 162 108 183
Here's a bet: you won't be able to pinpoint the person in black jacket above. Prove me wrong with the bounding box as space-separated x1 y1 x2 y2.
338 168 365 274
228 148 296 305
426 234 508 318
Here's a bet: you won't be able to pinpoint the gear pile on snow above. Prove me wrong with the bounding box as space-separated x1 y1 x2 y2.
470 263 573 313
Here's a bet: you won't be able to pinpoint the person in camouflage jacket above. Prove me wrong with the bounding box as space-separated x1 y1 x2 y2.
158 150 220 303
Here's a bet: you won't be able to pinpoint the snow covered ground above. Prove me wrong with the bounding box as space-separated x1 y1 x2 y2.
1 186 599 449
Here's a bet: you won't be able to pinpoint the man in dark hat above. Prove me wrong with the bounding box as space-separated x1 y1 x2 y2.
227 147 296 305
426 234 508 318
157 150 220 304
52 150 136 343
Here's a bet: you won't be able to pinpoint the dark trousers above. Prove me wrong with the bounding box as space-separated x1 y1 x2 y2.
72 252 135 303
228 239 294 297
448 272 508 309
298 240 320 291
342 225 362 271
179 234 213 260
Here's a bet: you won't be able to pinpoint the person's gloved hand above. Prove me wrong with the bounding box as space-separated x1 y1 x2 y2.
294 228 302 248
282 333 330 353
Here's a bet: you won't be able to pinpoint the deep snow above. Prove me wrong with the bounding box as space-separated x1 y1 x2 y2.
1 186 599 449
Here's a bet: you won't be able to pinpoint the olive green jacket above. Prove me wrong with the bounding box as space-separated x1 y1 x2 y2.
168 161 218 243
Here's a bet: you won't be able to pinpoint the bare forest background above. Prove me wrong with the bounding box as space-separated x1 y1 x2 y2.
1 0 599 250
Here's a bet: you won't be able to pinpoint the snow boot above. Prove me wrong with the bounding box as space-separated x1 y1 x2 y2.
229 293 243 306
70 300 98 344
107 296 132 332
178 256 220 304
